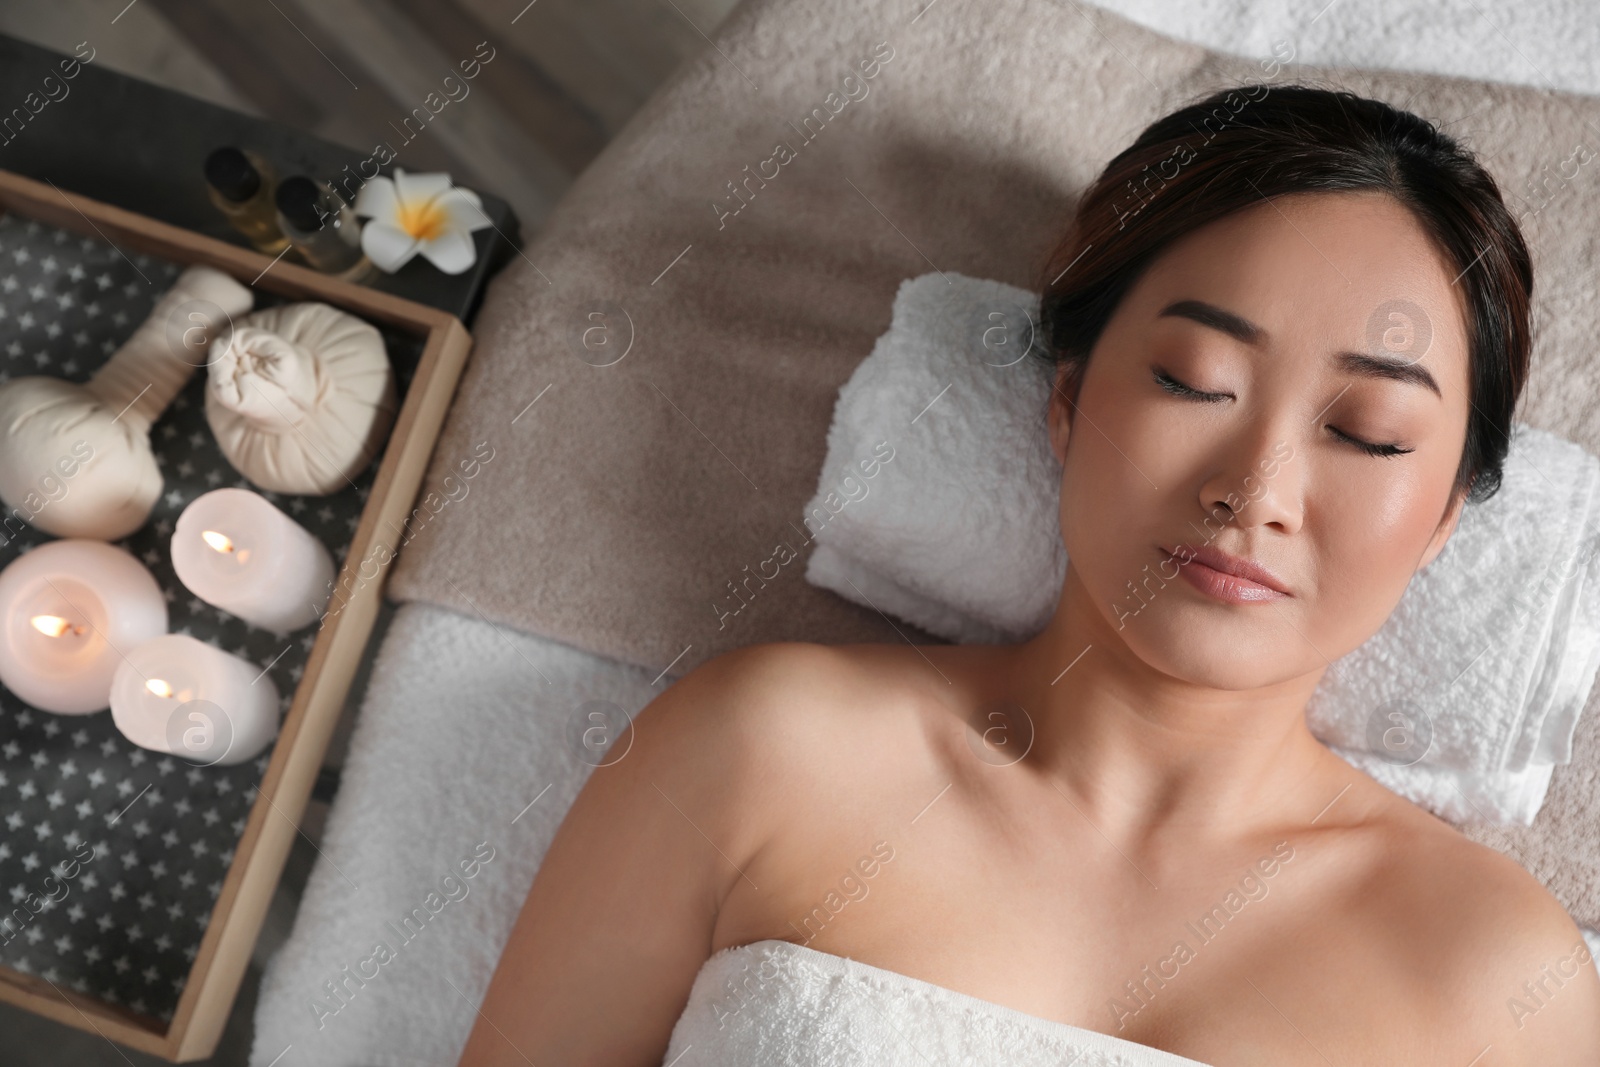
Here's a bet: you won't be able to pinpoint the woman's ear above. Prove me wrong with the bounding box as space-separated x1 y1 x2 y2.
1047 361 1079 466
1417 485 1468 572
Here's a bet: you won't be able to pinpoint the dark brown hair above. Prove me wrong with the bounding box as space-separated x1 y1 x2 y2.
1033 82 1533 506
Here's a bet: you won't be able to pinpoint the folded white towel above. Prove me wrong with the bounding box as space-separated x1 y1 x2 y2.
803 271 1600 825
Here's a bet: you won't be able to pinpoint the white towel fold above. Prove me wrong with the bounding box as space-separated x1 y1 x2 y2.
803 271 1600 825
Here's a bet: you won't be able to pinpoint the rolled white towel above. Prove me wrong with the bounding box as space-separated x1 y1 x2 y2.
803 271 1600 825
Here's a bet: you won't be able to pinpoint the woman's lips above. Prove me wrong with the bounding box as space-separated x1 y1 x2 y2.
1160 544 1290 604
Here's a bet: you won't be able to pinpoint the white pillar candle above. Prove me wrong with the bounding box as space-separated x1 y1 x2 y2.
171 488 335 634
0 540 168 715
109 633 280 766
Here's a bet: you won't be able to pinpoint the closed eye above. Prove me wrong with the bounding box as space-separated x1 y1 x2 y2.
1327 426 1414 458
1152 367 1230 403
1153 367 1415 458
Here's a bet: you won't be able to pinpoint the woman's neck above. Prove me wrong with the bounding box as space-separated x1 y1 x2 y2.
1002 566 1345 845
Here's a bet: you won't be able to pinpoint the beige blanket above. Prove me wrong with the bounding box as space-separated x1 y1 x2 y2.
388 0 1600 922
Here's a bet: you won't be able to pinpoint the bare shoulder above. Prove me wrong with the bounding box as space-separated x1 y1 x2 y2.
646 640 918 761
643 639 935 832
1350 789 1600 1062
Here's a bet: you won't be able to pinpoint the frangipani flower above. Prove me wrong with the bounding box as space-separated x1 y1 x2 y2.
352 169 492 275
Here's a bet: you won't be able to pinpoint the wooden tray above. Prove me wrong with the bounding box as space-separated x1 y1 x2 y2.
0 168 473 1060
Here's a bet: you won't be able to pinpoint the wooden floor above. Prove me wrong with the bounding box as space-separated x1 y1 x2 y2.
0 0 743 233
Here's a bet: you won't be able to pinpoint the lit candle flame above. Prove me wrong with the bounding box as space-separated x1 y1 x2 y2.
202 528 250 564
146 678 174 698
30 615 85 638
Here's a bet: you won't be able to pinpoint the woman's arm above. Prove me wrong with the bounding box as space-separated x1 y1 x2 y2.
453 642 815 1067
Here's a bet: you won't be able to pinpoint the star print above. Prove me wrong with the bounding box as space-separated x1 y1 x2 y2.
56 293 73 309
205 468 223 486
67 263 84 281
164 489 185 508
95 272 112 289
176 460 194 477
318 505 336 523
83 300 100 317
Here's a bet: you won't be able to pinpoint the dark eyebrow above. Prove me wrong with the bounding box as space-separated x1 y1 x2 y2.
1158 299 1261 344
1156 298 1442 399
1333 350 1442 399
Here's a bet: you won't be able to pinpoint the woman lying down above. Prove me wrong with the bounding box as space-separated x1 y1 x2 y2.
457 84 1600 1066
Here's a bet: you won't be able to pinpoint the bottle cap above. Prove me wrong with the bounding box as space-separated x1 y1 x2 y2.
205 147 262 202
276 176 330 232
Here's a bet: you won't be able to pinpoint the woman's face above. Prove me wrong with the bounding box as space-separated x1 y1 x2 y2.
1048 191 1473 690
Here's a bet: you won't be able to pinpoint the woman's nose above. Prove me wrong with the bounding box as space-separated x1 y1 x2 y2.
1197 439 1302 535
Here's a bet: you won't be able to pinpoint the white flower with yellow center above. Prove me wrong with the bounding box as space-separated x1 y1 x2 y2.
352 169 492 275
